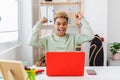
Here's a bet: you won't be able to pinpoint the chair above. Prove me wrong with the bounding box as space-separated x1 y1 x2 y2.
89 34 104 66
0 60 26 80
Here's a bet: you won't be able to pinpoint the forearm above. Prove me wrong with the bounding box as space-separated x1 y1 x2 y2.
29 21 42 47
80 18 94 40
75 18 94 45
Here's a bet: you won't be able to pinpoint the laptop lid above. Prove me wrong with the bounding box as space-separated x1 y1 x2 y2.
46 52 85 76
0 60 26 80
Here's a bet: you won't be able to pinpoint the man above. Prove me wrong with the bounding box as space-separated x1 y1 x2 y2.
29 12 94 52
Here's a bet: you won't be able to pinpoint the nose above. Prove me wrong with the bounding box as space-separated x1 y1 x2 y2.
59 24 64 28
60 24 63 28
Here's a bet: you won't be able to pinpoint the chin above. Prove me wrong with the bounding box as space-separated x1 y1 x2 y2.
58 33 66 37
56 31 66 37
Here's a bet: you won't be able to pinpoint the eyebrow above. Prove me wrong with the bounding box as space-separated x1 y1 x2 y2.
56 22 68 24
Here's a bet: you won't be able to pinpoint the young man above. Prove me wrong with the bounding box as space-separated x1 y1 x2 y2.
29 12 94 52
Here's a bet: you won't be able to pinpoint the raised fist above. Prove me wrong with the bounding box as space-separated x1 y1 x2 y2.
75 12 83 25
40 17 48 24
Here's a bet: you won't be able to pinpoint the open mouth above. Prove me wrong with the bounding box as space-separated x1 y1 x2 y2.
58 29 65 33
57 28 66 36
58 29 64 32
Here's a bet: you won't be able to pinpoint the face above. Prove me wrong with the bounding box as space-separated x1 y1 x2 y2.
54 18 68 37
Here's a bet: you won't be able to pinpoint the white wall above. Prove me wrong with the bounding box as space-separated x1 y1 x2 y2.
108 0 120 43
0 45 19 60
32 0 39 26
107 0 120 57
0 0 33 66
83 0 108 65
0 50 16 59
16 0 33 66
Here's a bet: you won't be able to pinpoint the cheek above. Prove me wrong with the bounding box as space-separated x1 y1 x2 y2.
54 25 59 30
54 25 59 32
64 25 68 30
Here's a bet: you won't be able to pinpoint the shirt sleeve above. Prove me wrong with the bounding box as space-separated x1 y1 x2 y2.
29 21 47 48
75 17 94 45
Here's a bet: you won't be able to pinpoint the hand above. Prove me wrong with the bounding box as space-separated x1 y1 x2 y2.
75 12 83 25
40 17 48 24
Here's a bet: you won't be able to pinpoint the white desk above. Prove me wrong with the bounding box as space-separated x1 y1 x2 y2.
0 66 120 80
36 66 120 80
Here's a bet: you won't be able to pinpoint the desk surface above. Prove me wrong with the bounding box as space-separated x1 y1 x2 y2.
36 66 120 80
0 66 120 80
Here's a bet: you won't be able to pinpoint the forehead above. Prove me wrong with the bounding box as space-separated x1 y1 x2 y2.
55 18 68 23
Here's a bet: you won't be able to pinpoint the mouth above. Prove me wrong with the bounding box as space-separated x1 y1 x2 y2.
58 29 65 33
57 28 66 36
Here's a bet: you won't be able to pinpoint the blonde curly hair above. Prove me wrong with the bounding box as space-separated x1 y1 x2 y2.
54 11 68 22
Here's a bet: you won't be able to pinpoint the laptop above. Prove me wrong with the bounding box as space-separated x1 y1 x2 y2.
0 60 26 80
46 52 85 76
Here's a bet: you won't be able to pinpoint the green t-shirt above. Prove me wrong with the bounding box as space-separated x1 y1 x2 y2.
29 18 94 52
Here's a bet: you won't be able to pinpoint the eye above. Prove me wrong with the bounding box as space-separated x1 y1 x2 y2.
56 23 61 26
62 22 68 26
57 23 60 26
55 22 68 26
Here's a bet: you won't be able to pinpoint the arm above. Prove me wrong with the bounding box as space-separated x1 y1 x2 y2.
75 13 94 45
29 17 48 47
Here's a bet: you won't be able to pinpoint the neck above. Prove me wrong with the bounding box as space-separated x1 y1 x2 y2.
56 33 66 37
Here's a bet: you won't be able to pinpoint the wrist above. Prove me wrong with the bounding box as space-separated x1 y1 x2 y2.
40 20 44 24
79 16 84 20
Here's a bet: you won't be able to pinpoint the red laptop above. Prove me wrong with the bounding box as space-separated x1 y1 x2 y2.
46 52 85 76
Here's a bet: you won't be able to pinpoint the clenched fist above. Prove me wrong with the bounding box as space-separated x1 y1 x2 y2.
40 17 48 24
75 12 83 25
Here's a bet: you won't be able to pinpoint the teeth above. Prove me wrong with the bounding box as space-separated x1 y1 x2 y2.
58 28 65 33
59 29 64 31
60 30 64 31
